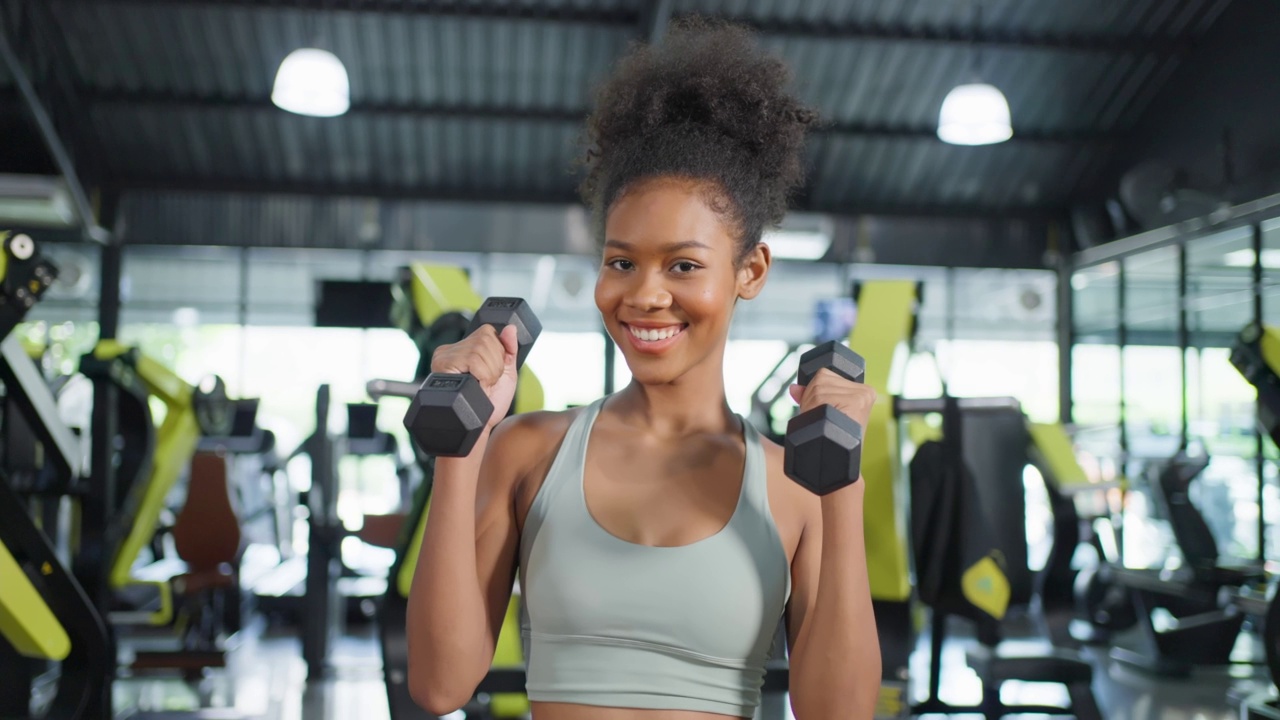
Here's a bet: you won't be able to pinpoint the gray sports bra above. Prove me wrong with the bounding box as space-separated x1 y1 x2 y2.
517 397 791 718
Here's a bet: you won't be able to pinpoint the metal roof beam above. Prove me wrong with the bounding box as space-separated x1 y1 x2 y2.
0 8 109 243
108 176 1066 220
721 15 1191 56
109 176 583 206
60 0 639 25
87 92 1112 145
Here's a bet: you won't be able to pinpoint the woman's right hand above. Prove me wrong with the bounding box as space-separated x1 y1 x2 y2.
430 324 521 430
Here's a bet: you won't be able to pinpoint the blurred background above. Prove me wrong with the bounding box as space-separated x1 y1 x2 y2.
2 1 1279 719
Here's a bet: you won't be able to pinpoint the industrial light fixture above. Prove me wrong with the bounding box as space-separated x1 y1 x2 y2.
1224 249 1280 269
764 229 831 260
0 174 75 227
937 82 1012 145
938 0 1011 146
271 48 350 117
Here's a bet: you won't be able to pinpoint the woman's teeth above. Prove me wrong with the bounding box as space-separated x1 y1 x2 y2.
628 325 682 341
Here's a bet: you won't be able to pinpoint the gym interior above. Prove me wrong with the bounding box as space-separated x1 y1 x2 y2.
2 1 1279 719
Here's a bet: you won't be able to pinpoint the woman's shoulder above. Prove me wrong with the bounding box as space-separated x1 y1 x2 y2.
486 405 590 481
492 406 581 447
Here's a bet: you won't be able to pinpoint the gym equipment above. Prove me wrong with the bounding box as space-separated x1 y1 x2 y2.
276 389 410 680
747 342 804 444
403 296 542 458
1100 452 1262 676
76 341 253 679
1024 422 1134 647
1232 322 1280 448
901 394 1101 719
0 231 114 719
130 450 244 674
782 340 866 495
1233 323 1280 716
199 398 296 568
1224 586 1280 718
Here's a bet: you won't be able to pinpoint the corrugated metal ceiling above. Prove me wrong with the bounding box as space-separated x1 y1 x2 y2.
0 0 1242 246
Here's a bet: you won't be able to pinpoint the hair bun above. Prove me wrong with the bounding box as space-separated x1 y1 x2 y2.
578 16 818 250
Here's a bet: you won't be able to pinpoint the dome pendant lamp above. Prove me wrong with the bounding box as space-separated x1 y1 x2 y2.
937 1 1012 146
937 82 1012 145
272 47 350 117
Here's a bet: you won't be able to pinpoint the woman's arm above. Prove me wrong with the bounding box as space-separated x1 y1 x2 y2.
785 481 882 720
405 418 529 715
405 323 534 714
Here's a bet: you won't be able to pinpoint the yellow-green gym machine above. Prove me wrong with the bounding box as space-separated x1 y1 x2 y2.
0 231 112 719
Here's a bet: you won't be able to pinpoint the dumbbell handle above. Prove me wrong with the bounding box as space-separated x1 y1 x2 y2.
367 378 419 400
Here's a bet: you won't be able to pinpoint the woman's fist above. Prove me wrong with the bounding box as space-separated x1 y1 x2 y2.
788 369 878 431
430 324 520 429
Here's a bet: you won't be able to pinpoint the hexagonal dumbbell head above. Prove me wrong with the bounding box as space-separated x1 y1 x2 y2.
403 373 494 457
784 405 864 495
469 297 542 370
797 340 865 387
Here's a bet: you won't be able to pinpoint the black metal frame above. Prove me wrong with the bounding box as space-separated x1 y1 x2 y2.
0 479 112 719
898 394 1102 719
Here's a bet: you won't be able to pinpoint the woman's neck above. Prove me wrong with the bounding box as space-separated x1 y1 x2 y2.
608 363 738 439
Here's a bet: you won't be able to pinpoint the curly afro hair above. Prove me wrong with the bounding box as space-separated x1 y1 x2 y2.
577 16 818 261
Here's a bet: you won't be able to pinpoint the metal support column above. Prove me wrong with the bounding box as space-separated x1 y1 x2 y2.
603 324 616 395
1057 257 1074 424
1178 246 1189 448
1254 223 1266 562
1118 263 1129 464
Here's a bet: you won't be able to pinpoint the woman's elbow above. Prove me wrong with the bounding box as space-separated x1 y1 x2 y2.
407 653 478 716
407 673 471 717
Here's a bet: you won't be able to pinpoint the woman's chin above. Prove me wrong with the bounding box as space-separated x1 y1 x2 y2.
622 365 683 388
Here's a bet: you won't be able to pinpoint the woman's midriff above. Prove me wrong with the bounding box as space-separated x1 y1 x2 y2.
531 702 748 720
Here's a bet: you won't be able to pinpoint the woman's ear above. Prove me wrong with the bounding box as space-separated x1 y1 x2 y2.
737 242 772 300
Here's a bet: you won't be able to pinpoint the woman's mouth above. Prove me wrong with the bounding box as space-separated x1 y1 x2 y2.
621 323 687 353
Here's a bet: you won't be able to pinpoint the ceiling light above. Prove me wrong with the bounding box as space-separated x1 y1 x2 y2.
763 229 831 261
271 48 350 117
1224 249 1280 269
938 83 1012 146
0 174 75 227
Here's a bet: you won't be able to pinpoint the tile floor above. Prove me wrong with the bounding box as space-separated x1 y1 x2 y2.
103 613 1275 720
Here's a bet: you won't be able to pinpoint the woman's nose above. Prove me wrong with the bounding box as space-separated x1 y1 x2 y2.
623 271 672 311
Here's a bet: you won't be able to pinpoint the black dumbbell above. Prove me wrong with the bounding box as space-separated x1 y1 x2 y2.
783 341 866 495
403 297 541 457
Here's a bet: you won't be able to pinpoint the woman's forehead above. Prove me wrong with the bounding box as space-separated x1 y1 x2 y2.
605 180 736 251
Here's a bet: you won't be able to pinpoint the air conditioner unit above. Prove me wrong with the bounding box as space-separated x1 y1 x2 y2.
0 174 75 228
764 213 834 261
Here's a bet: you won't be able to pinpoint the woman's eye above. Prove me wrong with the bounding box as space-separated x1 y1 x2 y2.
608 259 633 271
673 261 700 273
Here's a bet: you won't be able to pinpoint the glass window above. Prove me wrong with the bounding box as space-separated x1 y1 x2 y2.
1122 247 1182 458
1184 228 1265 561
1071 262 1121 472
121 246 243 326
1262 218 1280 323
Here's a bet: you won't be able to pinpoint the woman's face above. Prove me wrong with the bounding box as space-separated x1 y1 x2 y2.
594 177 770 387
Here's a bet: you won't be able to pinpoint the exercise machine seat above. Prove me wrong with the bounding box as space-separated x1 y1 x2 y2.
172 451 242 592
965 645 1093 686
358 513 406 550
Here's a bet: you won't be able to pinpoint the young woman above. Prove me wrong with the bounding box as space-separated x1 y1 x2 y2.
407 18 881 720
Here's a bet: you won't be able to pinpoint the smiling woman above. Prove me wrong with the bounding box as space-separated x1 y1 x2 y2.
406 16 882 720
